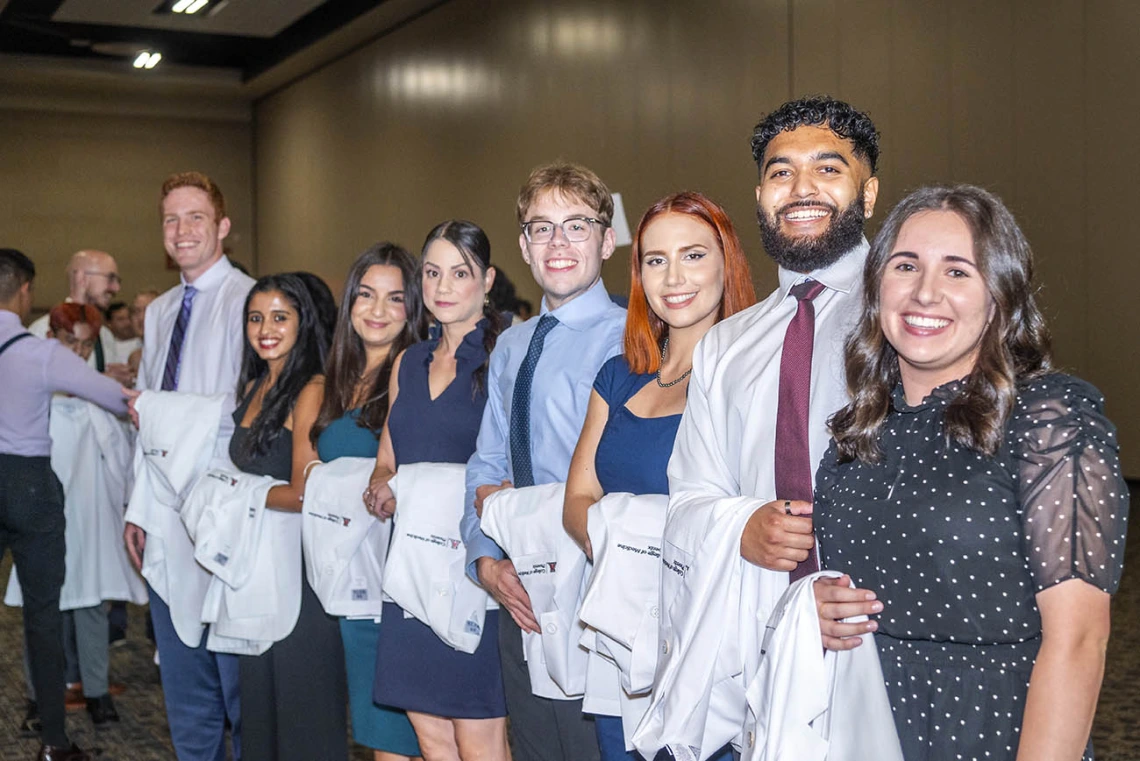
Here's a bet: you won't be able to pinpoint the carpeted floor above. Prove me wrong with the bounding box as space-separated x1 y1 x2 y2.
1 522 1138 760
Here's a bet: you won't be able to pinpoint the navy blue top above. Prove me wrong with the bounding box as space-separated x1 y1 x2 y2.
388 320 489 467
316 408 380 461
593 355 682 495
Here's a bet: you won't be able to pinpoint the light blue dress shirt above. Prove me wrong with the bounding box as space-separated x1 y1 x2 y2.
463 279 626 580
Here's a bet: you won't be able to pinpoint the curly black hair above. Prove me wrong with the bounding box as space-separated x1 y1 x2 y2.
750 95 880 175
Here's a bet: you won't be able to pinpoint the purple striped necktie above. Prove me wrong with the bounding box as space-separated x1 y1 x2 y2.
775 279 826 582
161 285 197 391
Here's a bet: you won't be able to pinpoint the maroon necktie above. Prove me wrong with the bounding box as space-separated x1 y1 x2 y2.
775 279 826 582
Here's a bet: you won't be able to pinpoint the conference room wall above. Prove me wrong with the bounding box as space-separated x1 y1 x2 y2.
254 0 1140 476
1 106 254 310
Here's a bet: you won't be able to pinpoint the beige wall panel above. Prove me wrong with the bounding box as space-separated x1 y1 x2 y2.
1085 0 1140 476
255 0 790 304
1 109 254 309
1011 0 1086 372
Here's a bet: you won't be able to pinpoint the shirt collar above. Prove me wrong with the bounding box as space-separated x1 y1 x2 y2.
180 255 234 293
777 236 869 299
539 279 615 332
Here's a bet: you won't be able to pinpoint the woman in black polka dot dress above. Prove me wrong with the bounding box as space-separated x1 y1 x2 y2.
812 185 1128 761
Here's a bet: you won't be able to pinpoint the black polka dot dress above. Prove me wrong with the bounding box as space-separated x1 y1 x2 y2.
814 373 1129 761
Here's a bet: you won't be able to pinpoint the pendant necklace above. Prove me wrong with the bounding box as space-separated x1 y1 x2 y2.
655 337 692 388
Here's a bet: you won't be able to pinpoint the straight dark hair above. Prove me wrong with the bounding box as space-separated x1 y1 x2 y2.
311 243 426 445
421 220 507 395
236 273 332 459
0 248 35 301
830 184 1053 463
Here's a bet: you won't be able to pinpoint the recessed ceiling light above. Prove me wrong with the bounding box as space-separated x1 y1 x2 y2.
155 0 220 16
133 51 163 69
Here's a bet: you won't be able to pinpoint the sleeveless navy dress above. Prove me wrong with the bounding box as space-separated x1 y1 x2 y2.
372 320 508 718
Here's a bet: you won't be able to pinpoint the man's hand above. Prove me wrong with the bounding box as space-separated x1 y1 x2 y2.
124 523 147 571
105 362 134 385
126 393 141 429
476 556 539 633
740 499 815 570
814 574 882 651
474 480 513 518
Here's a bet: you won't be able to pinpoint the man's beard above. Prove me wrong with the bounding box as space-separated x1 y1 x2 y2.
757 192 866 274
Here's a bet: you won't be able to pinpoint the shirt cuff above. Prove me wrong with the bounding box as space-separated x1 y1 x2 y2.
465 533 505 585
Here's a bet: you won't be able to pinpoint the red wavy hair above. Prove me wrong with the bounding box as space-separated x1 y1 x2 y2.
625 192 756 373
48 302 102 334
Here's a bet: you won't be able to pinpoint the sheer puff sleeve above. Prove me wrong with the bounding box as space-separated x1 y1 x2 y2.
1013 373 1130 594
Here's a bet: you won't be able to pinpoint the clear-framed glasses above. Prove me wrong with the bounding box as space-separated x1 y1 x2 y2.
85 270 122 286
521 216 606 244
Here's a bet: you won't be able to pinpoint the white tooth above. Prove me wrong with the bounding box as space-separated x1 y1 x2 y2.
664 293 695 303
905 315 950 328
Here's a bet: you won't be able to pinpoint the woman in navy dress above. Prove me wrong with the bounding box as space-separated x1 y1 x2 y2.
563 192 757 760
301 243 427 761
229 273 348 761
813 186 1128 761
365 220 511 760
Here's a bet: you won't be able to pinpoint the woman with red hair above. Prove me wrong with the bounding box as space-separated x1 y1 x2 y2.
563 191 756 760
47 303 102 363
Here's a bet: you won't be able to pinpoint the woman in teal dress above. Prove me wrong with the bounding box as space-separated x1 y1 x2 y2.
305 242 427 760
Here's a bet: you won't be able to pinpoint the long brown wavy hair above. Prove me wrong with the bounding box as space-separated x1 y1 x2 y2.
310 243 427 446
829 185 1053 464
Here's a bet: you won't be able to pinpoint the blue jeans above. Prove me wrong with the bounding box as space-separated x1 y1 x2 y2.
149 585 241 761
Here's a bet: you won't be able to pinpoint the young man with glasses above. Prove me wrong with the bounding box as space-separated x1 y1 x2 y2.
28 250 132 385
463 162 626 761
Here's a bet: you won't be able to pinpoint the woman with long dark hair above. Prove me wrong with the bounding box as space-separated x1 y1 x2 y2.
306 243 427 761
228 272 347 760
563 192 757 760
814 185 1128 761
362 220 510 760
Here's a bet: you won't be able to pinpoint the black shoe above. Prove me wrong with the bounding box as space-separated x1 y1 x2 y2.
20 700 41 738
37 742 100 760
85 695 119 726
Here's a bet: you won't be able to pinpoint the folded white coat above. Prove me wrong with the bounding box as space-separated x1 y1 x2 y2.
182 469 297 655
741 571 903 761
124 391 228 647
5 397 147 610
480 482 589 700
383 462 495 654
302 457 390 619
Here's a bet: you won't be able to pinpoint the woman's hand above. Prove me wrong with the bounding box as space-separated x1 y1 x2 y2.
814 573 882 650
364 468 395 520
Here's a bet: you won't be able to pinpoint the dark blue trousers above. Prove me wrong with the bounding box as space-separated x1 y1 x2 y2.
149 585 241 761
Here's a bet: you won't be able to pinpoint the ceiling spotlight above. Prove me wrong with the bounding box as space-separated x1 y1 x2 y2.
133 51 162 69
163 0 215 14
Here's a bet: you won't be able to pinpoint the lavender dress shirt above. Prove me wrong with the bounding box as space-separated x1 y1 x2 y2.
0 309 127 457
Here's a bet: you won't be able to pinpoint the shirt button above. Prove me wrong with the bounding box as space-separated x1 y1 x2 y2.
650 606 659 619
748 731 755 747
546 622 558 635
661 640 670 655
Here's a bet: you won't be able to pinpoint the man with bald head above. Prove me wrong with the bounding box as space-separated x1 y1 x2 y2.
29 250 132 384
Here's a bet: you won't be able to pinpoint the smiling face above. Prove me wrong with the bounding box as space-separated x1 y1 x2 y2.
81 251 121 309
879 210 994 400
519 189 615 311
350 264 408 350
162 186 231 282
755 125 878 273
52 322 97 361
246 289 299 369
639 213 726 334
422 238 493 327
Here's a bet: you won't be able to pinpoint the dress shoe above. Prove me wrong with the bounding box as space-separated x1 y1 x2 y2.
63 685 85 711
20 700 41 738
36 742 95 760
85 694 119 726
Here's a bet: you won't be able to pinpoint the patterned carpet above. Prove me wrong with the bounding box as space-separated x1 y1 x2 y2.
0 519 1137 760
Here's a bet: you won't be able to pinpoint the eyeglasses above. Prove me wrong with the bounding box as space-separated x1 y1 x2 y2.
85 271 122 286
520 216 606 244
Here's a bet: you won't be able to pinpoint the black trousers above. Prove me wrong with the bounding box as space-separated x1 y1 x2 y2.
0 454 69 747
499 611 600 761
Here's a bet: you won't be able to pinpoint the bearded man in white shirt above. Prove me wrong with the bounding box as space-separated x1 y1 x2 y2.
647 97 882 757
124 171 254 761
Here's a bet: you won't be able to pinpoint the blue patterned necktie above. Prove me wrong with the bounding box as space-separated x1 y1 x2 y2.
509 314 559 487
161 285 197 391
